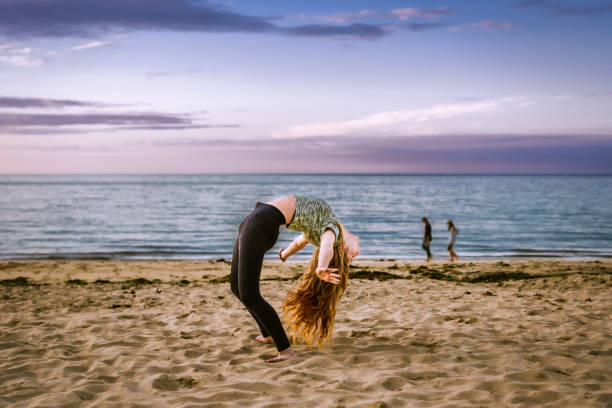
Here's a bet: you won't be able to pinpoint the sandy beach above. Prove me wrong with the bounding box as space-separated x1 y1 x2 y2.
1 259 610 407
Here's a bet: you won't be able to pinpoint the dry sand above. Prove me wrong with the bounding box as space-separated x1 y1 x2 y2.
1 259 611 408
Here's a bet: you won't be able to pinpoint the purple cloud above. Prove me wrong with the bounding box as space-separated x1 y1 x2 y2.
516 0 612 16
0 95 238 133
0 112 243 133
402 22 448 32
550 3 612 15
0 96 105 109
449 20 518 32
159 135 612 173
516 0 549 6
0 0 388 40
5 134 611 173
284 23 385 40
118 124 239 131
128 134 612 173
0 112 189 127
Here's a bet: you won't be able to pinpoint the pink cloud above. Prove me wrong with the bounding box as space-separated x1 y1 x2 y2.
317 7 451 23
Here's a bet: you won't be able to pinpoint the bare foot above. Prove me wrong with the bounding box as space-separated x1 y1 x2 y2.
254 335 274 345
265 348 297 363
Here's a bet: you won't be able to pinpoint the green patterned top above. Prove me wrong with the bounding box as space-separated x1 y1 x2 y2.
287 195 342 247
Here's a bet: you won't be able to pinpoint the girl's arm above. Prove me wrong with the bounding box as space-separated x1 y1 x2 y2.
279 234 309 261
315 229 340 284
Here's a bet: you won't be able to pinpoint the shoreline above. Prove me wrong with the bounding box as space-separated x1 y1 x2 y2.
0 254 610 262
1 258 611 283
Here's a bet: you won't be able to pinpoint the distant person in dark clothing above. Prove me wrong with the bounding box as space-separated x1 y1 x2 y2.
421 217 433 262
447 220 459 262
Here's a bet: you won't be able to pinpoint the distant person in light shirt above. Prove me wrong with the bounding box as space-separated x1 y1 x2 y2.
447 220 459 262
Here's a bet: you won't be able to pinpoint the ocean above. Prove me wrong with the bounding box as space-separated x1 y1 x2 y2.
0 174 610 261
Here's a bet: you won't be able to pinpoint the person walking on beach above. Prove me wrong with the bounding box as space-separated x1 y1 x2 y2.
422 217 433 262
447 220 459 262
231 195 360 363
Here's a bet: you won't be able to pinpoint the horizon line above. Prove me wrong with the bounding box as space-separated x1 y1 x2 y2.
1 172 611 176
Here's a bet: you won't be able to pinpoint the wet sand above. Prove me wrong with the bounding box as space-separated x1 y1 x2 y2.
1 259 611 407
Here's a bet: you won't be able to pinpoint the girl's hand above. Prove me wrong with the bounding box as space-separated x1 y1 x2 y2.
278 248 287 262
316 267 340 284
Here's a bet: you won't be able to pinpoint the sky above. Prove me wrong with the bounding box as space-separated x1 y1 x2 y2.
0 0 611 173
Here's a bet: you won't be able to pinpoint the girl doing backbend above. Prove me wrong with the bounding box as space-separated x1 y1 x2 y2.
230 195 360 363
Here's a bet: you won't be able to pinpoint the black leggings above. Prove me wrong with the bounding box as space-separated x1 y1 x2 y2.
230 202 291 352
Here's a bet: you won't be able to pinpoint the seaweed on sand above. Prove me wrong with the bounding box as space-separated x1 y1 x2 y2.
465 271 540 283
349 270 409 281
126 278 161 285
66 279 88 285
208 275 231 284
0 277 36 286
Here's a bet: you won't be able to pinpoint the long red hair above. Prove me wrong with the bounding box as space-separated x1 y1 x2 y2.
282 242 349 347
